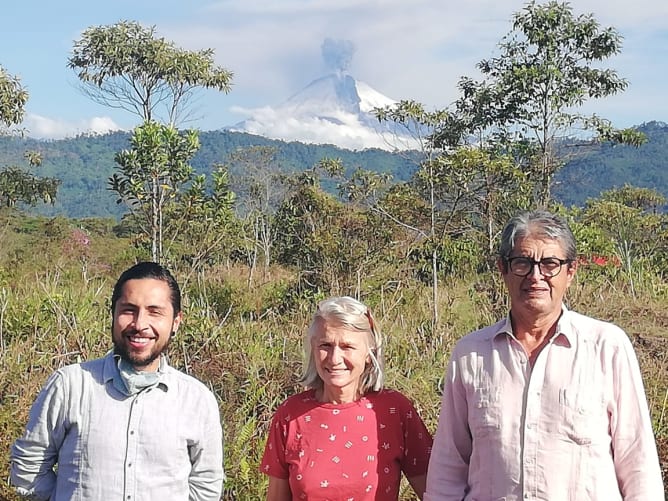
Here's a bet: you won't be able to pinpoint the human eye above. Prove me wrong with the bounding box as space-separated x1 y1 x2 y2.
148 307 166 317
510 257 531 272
540 258 561 271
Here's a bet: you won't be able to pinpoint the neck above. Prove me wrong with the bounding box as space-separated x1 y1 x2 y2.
510 309 562 364
510 307 562 342
317 385 361 405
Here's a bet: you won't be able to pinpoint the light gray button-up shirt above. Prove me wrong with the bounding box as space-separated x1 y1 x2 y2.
10 352 224 500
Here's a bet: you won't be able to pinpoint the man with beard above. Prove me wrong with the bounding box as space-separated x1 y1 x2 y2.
10 262 224 500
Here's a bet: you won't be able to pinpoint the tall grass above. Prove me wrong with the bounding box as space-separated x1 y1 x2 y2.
1 245 666 499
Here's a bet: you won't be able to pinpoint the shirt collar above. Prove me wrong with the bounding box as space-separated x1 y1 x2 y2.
491 304 574 348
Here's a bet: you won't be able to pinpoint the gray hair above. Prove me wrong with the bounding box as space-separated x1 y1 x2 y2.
301 296 384 394
499 210 577 267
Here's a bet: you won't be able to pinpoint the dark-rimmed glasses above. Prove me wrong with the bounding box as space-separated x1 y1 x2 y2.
505 256 572 278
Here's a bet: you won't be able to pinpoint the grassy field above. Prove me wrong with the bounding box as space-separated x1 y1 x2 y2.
0 225 665 499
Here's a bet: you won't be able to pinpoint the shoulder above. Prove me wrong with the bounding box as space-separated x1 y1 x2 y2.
275 390 317 413
451 319 506 353
565 309 630 347
162 365 218 404
366 389 418 411
56 356 106 383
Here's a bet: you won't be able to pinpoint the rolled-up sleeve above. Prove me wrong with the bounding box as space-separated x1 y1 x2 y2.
10 372 68 500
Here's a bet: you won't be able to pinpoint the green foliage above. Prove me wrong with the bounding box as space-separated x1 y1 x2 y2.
409 235 483 283
0 166 60 208
110 121 201 262
273 169 393 295
461 0 634 205
554 122 668 207
68 20 233 126
0 66 28 132
0 208 666 500
0 66 61 208
167 164 238 274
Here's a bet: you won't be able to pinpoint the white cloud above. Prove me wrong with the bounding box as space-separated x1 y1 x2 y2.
229 104 419 151
13 0 668 141
23 113 124 140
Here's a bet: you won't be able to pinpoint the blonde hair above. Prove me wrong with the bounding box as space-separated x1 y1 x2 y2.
301 296 384 394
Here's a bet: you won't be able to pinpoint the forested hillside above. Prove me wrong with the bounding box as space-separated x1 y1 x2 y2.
0 122 666 219
554 121 668 206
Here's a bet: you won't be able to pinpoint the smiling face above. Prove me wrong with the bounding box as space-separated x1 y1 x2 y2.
112 278 182 372
499 235 576 322
311 318 371 404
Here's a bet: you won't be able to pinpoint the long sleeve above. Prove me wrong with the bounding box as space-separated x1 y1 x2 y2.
10 372 68 501
424 354 472 501
188 389 225 501
609 333 665 500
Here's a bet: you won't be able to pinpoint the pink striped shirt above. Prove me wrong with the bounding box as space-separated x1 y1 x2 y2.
425 307 664 500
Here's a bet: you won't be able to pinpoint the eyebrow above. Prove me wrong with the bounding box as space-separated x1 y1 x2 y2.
117 301 168 312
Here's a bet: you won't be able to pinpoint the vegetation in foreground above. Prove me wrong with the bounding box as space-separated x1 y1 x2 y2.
0 211 665 500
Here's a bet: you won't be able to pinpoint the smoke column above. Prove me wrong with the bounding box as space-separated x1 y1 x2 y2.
321 38 356 73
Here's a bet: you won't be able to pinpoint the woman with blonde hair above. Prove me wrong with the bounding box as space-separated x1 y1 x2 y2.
261 296 432 500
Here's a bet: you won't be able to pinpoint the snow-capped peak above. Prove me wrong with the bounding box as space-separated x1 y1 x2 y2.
227 70 417 151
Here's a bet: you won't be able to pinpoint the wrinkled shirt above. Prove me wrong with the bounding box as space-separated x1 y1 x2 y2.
425 307 664 501
10 352 224 501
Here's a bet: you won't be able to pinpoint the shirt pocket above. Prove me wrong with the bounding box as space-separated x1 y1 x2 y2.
558 387 608 445
470 386 502 438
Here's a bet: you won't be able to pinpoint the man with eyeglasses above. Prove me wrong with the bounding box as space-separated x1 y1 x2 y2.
425 210 663 500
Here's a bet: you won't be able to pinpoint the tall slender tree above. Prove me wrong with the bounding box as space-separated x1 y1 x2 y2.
68 21 233 127
463 0 644 206
110 121 200 262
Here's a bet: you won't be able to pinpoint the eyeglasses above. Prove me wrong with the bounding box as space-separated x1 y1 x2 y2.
505 256 572 278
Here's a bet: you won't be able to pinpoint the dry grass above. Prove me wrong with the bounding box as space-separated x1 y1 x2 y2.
0 259 666 500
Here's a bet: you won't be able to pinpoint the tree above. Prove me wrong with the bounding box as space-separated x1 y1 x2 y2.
273 161 392 297
110 121 200 262
68 21 233 127
580 186 668 294
0 65 28 133
462 0 644 206
225 146 287 282
0 65 60 207
375 100 532 326
167 164 238 281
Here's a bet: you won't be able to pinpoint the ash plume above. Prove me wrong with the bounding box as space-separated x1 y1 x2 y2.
321 38 355 73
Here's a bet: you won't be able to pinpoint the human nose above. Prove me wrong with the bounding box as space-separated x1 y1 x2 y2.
329 346 343 365
133 310 150 331
525 261 543 279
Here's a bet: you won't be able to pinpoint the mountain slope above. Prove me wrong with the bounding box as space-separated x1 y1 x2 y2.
227 72 418 151
0 123 666 218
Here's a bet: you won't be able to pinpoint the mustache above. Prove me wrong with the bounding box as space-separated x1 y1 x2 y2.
122 327 156 337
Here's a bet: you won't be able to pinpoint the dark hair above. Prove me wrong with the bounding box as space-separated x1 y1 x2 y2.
498 210 577 269
111 262 181 316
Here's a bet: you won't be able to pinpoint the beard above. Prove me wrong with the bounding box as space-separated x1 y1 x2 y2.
112 329 174 369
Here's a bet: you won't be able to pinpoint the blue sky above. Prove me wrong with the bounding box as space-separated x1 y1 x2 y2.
2 0 667 139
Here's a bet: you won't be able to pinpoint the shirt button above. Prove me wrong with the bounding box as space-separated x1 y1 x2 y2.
130 430 135 435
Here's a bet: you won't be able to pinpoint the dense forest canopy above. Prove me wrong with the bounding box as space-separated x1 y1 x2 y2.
0 122 665 219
